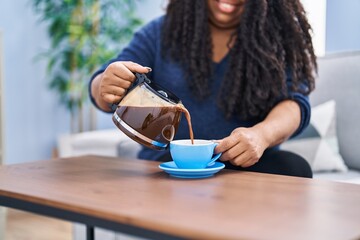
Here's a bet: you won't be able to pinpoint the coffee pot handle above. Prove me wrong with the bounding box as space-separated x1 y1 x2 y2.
134 73 151 84
109 73 150 111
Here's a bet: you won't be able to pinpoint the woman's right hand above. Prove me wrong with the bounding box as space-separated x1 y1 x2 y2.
91 61 151 111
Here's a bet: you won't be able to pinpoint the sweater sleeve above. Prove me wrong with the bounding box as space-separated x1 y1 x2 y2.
284 72 311 138
289 92 311 138
88 16 163 112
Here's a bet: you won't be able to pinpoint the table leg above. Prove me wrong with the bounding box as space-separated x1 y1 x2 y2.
86 225 94 240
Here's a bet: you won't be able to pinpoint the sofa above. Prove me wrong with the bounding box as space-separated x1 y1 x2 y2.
305 51 360 182
57 51 360 239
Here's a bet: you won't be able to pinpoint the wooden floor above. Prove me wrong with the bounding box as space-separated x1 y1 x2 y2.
4 209 72 240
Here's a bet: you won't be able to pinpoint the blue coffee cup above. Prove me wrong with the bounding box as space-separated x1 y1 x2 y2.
170 139 222 169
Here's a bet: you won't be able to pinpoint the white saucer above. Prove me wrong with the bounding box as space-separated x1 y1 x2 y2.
159 161 225 179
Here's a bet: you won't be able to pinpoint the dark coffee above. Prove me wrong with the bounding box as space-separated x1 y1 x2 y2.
112 80 195 149
113 106 182 150
113 104 194 150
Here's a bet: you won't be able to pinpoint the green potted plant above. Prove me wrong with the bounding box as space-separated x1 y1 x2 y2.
32 0 143 132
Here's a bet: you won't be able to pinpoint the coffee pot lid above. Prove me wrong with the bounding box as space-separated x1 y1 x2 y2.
136 73 181 105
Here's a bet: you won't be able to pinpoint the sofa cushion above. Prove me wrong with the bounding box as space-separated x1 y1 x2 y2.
311 52 360 170
314 169 360 183
281 100 347 172
116 137 142 159
57 128 130 158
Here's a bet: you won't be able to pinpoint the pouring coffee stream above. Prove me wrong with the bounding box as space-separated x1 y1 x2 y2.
179 106 194 145
112 73 194 150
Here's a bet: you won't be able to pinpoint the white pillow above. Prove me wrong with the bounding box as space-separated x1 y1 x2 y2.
281 100 348 172
57 129 128 157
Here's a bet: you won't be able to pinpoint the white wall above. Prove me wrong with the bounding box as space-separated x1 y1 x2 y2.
326 0 360 53
0 0 164 164
301 0 327 56
0 0 71 164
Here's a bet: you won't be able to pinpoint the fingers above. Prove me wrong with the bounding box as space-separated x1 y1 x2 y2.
229 151 258 167
240 158 258 168
100 61 151 104
101 93 123 104
214 127 263 168
215 135 238 154
219 142 246 162
107 62 136 83
100 85 127 103
107 61 151 84
122 61 152 74
219 141 258 167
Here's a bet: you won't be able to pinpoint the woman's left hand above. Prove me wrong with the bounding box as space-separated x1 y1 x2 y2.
215 127 269 168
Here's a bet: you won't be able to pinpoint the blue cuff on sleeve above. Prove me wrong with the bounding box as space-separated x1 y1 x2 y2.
289 93 311 138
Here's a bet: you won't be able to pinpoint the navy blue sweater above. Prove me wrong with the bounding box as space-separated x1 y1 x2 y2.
90 16 311 161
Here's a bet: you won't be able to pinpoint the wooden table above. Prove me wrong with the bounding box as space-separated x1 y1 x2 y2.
0 156 360 240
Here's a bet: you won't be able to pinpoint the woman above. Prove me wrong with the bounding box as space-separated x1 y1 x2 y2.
89 0 316 178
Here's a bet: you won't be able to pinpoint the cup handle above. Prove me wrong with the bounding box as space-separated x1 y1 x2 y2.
207 152 222 166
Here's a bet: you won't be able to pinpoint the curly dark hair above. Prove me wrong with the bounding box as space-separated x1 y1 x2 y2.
162 0 317 120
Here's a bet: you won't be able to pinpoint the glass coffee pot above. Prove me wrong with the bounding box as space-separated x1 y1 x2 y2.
112 73 184 150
